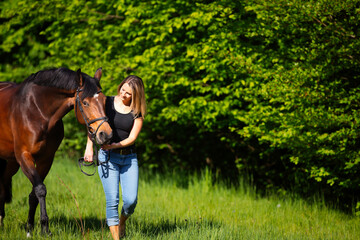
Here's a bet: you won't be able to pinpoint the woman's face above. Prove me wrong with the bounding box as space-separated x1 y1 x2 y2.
119 83 132 105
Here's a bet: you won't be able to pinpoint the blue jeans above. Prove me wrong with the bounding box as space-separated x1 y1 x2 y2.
97 149 139 226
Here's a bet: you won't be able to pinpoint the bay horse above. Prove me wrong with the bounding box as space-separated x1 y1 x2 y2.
0 67 112 236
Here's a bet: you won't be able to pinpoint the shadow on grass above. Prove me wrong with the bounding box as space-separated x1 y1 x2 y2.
8 216 105 239
53 215 104 228
130 217 222 237
51 214 221 237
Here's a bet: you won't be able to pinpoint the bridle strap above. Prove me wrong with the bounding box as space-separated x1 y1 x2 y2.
75 88 108 141
74 87 108 175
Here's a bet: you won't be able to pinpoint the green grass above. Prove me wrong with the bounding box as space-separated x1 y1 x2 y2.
1 157 359 239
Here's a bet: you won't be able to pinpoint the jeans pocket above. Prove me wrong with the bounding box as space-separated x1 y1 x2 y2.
98 149 109 164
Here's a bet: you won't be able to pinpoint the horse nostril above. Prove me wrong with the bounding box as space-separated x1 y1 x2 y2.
98 131 112 143
98 131 105 139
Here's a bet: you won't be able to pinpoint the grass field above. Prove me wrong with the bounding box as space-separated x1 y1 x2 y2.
1 157 359 239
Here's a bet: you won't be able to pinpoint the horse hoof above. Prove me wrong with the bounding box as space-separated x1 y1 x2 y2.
26 232 32 238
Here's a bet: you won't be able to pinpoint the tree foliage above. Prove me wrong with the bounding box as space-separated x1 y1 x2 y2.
1 0 360 211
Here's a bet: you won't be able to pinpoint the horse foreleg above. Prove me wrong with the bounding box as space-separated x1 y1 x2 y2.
0 158 19 228
0 183 5 227
27 183 50 236
26 189 38 235
0 159 7 227
18 151 51 236
0 198 4 227
0 178 4 227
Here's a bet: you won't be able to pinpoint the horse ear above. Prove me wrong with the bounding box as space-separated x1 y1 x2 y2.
94 67 102 81
77 68 84 87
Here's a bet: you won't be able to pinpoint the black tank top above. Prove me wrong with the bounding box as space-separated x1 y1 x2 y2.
105 96 140 149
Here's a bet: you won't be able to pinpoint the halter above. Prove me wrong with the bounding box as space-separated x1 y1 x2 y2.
75 87 108 176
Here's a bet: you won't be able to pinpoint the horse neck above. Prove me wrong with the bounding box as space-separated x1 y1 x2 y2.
24 84 76 126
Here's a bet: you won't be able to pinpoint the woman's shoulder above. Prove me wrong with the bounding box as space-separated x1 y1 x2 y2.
134 112 142 119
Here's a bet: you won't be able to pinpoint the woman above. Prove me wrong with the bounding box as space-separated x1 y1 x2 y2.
84 75 146 239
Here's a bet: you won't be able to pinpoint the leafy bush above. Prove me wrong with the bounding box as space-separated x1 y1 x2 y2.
1 0 359 211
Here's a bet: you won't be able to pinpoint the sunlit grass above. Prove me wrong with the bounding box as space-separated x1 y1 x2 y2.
1 157 359 239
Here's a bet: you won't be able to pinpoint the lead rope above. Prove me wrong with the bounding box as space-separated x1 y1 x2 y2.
78 137 99 176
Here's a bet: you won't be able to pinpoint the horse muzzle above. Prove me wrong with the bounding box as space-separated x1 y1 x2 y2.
96 130 113 145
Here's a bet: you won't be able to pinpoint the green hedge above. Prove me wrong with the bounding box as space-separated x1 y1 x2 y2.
1 0 359 211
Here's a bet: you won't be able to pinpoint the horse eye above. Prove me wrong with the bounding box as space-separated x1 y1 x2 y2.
83 101 89 107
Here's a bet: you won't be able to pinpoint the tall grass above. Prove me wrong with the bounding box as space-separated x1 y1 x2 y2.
1 157 359 239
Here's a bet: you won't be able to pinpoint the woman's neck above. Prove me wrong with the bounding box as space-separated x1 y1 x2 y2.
114 95 131 113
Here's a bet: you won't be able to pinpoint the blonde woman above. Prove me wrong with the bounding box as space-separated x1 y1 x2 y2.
84 75 146 239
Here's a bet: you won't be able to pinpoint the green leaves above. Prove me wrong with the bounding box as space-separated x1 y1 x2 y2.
1 0 360 210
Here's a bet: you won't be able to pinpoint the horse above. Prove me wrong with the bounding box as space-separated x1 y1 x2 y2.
0 67 113 236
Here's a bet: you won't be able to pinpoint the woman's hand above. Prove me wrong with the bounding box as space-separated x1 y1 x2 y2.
100 117 143 151
84 143 94 162
84 150 93 162
84 136 94 162
101 142 119 150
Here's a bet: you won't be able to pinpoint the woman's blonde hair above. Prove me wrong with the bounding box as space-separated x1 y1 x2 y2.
117 75 146 118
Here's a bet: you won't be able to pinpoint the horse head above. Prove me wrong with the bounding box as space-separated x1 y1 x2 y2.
74 68 112 145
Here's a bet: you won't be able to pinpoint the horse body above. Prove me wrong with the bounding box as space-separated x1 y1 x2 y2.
0 68 112 235
0 82 18 158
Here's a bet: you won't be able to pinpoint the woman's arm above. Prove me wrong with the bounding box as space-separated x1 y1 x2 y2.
84 135 94 162
102 117 144 150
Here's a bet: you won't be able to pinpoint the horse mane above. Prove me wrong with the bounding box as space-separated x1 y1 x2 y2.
22 67 101 100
